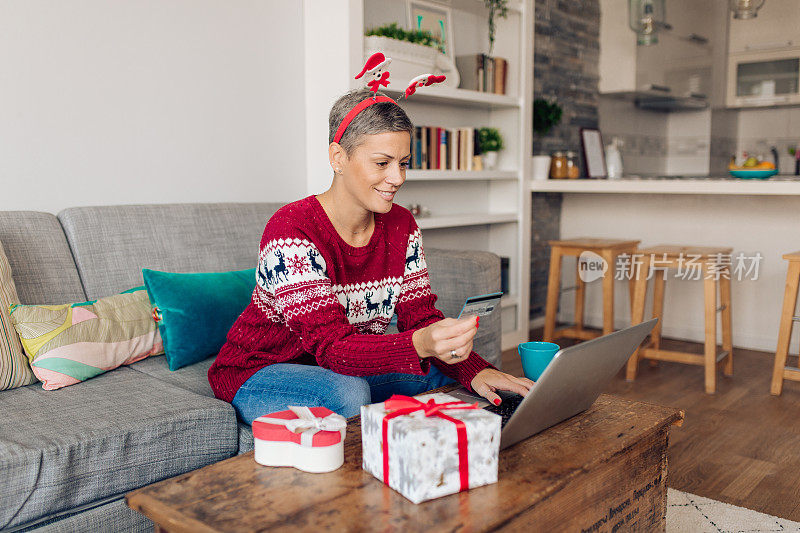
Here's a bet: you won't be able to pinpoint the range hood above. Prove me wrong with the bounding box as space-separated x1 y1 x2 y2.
603 85 709 111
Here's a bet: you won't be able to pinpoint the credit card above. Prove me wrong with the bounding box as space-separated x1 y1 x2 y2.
457 291 504 319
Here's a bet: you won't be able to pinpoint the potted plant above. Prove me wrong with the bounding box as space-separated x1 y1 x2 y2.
366 23 443 52
364 23 459 88
477 127 504 170
532 98 563 180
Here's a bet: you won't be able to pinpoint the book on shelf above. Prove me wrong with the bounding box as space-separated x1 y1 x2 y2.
438 128 447 171
494 57 507 95
455 54 508 95
410 126 480 171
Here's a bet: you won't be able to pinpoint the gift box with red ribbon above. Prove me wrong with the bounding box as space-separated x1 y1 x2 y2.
361 392 501 503
253 406 347 473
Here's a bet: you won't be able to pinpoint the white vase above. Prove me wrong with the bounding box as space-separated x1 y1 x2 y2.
483 151 499 170
532 155 552 180
363 36 460 90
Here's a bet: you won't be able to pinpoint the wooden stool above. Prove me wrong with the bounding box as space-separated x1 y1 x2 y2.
771 252 800 395
627 245 733 394
544 238 640 343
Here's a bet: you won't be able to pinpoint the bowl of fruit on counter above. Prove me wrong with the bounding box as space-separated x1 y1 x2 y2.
728 156 778 179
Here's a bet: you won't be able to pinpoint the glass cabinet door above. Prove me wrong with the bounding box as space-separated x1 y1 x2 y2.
736 57 799 98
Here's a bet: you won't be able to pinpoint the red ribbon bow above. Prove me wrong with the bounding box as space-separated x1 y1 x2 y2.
381 394 479 492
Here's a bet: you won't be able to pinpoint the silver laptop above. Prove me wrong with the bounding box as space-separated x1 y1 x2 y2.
448 319 658 450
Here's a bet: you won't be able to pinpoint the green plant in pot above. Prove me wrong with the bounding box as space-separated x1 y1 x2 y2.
477 127 504 170
365 23 443 53
532 98 563 179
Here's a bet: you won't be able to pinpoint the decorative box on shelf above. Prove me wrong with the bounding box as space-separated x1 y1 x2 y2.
361 392 501 504
364 35 460 89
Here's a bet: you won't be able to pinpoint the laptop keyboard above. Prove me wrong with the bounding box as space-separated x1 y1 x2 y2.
484 393 524 427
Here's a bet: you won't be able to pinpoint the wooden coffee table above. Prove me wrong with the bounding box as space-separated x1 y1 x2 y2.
127 394 682 532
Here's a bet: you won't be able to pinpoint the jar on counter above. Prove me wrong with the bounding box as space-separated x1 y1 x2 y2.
566 151 580 179
549 151 568 179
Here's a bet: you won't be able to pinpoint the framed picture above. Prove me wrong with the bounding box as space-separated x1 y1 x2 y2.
407 0 454 61
580 128 607 179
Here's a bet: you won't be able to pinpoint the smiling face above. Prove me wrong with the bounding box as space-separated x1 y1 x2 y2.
331 131 411 214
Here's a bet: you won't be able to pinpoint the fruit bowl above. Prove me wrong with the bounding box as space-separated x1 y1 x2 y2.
729 169 778 179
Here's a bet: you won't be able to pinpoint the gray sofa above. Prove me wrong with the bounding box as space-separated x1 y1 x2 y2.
0 203 501 532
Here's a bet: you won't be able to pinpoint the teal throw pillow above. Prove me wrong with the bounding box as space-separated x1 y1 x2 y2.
142 268 256 371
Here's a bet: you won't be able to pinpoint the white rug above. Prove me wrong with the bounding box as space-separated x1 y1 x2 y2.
667 489 800 532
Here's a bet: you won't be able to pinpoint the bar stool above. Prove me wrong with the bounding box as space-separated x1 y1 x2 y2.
771 251 800 395
627 245 733 394
543 238 640 343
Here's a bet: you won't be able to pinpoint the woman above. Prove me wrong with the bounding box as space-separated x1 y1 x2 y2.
208 88 533 422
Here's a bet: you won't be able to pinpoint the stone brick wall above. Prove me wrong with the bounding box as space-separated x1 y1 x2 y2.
530 0 600 318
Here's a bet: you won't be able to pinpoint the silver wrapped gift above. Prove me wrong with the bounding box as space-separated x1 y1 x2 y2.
361 392 501 504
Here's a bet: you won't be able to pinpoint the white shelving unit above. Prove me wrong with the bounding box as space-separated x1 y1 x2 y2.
417 213 517 230
359 0 534 351
381 87 522 109
406 169 518 181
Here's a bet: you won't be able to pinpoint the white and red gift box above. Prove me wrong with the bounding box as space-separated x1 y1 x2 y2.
253 406 346 473
361 393 501 504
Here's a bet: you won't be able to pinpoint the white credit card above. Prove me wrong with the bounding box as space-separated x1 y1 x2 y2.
457 291 503 319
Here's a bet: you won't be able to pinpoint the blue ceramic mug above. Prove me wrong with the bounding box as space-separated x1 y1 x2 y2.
518 341 560 381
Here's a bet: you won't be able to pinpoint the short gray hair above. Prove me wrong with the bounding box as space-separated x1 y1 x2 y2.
328 89 413 155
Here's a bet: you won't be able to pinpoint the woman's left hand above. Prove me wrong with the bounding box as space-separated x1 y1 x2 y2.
470 368 535 406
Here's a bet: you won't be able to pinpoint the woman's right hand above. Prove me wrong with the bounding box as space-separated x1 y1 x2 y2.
412 317 479 364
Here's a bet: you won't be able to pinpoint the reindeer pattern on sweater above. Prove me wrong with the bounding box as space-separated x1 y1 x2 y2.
255 228 428 335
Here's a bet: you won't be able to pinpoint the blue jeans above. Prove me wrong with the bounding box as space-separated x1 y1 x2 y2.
231 363 455 424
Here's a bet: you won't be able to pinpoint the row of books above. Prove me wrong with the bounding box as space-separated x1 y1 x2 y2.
455 54 508 95
410 127 479 171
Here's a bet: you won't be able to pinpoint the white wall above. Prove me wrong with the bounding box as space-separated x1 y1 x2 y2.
664 109 711 175
303 0 362 196
0 0 308 213
736 106 800 174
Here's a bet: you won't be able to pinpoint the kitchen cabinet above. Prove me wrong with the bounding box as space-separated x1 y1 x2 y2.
599 0 718 109
728 0 800 54
727 48 800 107
726 0 800 107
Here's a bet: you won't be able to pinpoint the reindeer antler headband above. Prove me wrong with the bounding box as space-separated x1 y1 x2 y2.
332 52 447 144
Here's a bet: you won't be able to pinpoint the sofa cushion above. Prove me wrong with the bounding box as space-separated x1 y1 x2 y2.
426 248 502 368
12 495 152 533
0 212 86 305
128 357 255 455
129 354 215 398
0 367 237 530
238 422 255 454
128 356 257 455
58 203 282 300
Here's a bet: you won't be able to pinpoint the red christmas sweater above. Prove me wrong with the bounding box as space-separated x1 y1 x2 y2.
208 196 493 403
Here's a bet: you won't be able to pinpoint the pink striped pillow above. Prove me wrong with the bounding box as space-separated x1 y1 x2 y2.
0 241 36 390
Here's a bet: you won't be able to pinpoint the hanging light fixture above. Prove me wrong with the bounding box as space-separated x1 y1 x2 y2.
729 0 766 19
629 0 666 46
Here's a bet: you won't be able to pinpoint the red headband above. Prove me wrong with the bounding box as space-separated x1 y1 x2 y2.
332 52 446 145
332 95 397 144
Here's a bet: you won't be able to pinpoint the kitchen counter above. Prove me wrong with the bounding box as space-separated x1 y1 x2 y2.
533 174 800 355
530 175 800 195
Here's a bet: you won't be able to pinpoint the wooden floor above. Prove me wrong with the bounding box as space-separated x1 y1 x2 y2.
502 327 800 521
